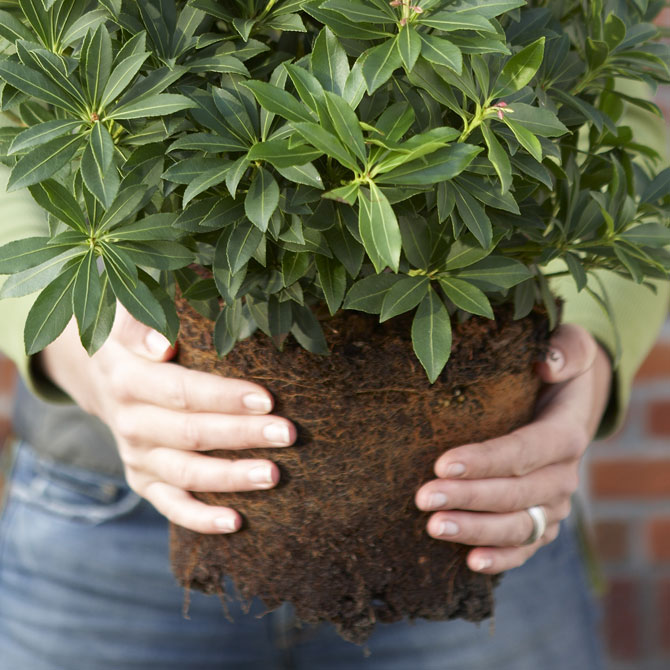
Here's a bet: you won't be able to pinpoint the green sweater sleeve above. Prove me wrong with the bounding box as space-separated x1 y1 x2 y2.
553 272 670 437
0 165 69 401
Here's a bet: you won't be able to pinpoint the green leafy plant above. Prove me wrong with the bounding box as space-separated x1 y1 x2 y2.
0 0 669 381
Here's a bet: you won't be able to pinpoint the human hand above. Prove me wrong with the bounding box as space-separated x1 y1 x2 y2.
415 324 612 574
38 305 296 534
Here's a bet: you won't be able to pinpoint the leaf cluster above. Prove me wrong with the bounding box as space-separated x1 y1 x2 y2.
0 0 669 380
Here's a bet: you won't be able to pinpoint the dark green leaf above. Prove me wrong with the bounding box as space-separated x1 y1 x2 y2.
491 37 545 98
311 27 350 95
380 275 430 321
397 25 422 72
106 94 196 120
343 273 401 313
453 187 492 248
456 256 533 289
245 167 279 232
81 122 119 207
358 183 401 272
24 262 78 355
376 144 481 185
28 180 88 233
7 134 84 192
315 254 347 314
438 276 494 318
243 80 314 123
227 220 264 274
80 23 113 107
73 248 102 335
9 120 83 155
80 273 116 355
290 303 329 355
362 38 403 94
412 287 452 383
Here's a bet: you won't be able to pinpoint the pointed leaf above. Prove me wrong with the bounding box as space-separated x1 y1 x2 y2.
358 183 401 272
7 134 84 191
245 167 279 232
412 288 452 383
106 94 196 120
24 263 78 355
438 277 494 318
380 275 430 322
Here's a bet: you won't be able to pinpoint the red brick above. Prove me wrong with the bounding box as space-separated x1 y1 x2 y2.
0 355 16 395
603 578 642 660
648 401 670 437
648 519 670 563
660 579 670 653
656 6 670 28
635 343 670 380
591 460 670 498
593 521 629 561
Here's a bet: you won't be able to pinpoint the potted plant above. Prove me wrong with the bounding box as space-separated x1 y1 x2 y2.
0 0 669 643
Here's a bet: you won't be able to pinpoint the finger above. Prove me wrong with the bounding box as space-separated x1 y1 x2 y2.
536 324 597 384
416 463 575 514
426 507 558 548
109 356 276 415
465 524 561 574
109 302 177 363
432 412 586 480
146 449 280 492
116 405 296 451
145 481 242 534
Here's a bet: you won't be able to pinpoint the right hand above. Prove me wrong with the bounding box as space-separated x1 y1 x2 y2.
38 304 297 533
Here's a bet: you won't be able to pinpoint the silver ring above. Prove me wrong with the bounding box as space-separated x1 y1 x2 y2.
523 505 547 545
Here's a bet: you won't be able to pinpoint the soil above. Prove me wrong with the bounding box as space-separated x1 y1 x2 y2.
170 298 551 643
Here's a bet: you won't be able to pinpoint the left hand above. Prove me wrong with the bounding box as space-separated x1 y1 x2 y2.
414 324 612 574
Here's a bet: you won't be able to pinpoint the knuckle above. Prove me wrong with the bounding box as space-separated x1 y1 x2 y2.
508 484 527 512
118 446 143 472
108 365 133 403
506 432 532 477
123 468 145 496
114 409 142 444
167 459 196 489
163 375 189 411
180 415 203 451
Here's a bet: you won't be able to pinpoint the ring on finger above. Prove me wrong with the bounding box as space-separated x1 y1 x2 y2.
523 505 547 545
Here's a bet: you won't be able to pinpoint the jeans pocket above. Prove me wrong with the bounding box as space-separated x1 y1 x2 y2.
8 444 142 524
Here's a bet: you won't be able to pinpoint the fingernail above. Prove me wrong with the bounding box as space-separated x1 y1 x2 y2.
145 330 171 356
427 493 448 509
263 422 291 445
446 463 466 477
243 393 273 413
547 347 565 372
214 516 237 532
438 520 459 536
248 465 274 486
474 557 493 571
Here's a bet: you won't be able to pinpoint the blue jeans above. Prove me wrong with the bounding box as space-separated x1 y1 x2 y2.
0 444 605 670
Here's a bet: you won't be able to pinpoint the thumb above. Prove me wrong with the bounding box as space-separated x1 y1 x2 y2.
536 323 598 384
110 302 177 362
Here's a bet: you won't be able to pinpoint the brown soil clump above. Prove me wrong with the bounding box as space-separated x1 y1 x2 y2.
170 299 550 643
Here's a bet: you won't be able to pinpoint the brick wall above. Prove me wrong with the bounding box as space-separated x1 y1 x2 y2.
588 321 670 670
